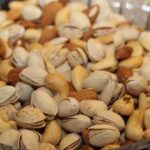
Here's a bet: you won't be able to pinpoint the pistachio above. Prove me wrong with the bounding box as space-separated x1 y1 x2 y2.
11 46 28 68
139 92 150 110
18 129 40 150
139 31 150 52
42 120 61 145
86 38 106 62
59 133 82 150
61 114 91 133
112 94 135 116
45 72 69 100
68 48 88 68
19 66 48 87
144 129 150 139
0 38 6 58
100 80 125 105
125 109 144 141
31 89 58 120
0 129 19 147
15 106 46 129
101 144 120 150
91 57 118 72
82 70 112 92
126 74 148 96
88 124 120 147
71 65 88 91
58 24 83 39
40 143 57 150
80 100 107 117
21 5 42 21
58 97 79 118
93 110 125 131
144 109 150 129
0 86 20 106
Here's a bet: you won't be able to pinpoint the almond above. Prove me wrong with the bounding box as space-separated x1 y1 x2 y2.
40 2 64 27
69 88 97 101
82 28 93 41
20 20 37 28
59 0 68 5
0 38 6 58
115 46 133 61
7 9 21 21
64 42 81 51
8 68 23 86
84 5 100 23
82 128 90 145
117 67 133 84
81 145 94 150
39 27 58 44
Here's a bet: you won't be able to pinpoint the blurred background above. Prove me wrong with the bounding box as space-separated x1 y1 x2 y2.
0 0 150 30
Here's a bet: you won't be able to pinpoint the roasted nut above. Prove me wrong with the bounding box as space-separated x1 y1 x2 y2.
144 109 150 129
139 92 150 110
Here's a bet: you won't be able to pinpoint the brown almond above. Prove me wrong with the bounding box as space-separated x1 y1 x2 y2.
84 5 100 23
0 38 6 58
39 27 58 44
115 46 133 61
7 9 21 21
40 2 64 27
81 145 94 150
82 28 93 41
19 20 37 28
8 68 23 86
69 88 97 101
117 66 133 84
64 42 81 51
59 0 68 5
82 128 90 145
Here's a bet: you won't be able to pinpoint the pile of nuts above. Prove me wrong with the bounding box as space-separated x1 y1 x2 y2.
0 0 150 149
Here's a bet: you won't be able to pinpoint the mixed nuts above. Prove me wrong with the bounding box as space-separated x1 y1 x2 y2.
0 0 149 150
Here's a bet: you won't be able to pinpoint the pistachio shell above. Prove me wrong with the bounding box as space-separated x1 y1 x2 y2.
88 124 120 147
93 110 125 131
40 143 57 150
19 66 48 87
144 109 150 129
59 133 82 150
31 89 58 119
42 120 61 145
61 114 91 133
80 100 107 117
58 97 79 118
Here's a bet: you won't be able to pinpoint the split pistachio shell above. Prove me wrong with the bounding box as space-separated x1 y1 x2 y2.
45 72 69 100
18 129 40 150
19 66 48 87
42 120 61 145
31 89 58 119
56 61 71 73
0 129 19 147
58 24 83 39
82 70 112 92
59 133 82 150
93 110 125 131
69 11 91 30
100 81 125 105
79 100 107 117
125 109 144 141
61 114 91 133
0 85 20 106
91 57 118 72
71 65 88 91
126 74 148 96
112 94 135 116
27 51 45 69
11 47 28 68
138 92 150 110
119 56 143 69
21 5 42 21
144 109 150 129
88 124 120 147
144 129 150 139
15 82 34 102
58 97 79 118
15 106 46 129
68 48 88 68
40 143 57 150
86 38 106 62
139 31 150 52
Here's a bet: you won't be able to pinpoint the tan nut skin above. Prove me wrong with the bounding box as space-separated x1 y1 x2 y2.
144 129 150 139
112 95 135 116
45 72 69 100
125 109 144 141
